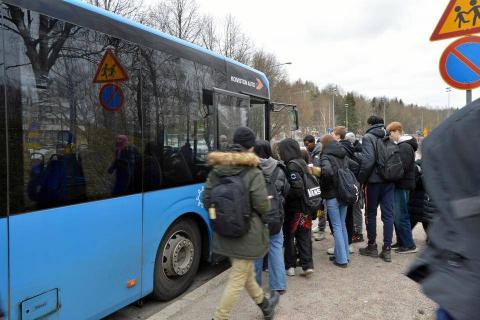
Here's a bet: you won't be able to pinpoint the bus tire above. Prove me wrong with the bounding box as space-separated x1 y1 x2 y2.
152 218 202 301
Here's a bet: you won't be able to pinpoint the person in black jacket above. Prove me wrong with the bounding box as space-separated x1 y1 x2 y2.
387 122 418 254
278 138 314 277
319 135 358 268
358 116 394 262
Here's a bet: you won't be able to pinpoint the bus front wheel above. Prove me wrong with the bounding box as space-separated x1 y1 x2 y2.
152 218 202 301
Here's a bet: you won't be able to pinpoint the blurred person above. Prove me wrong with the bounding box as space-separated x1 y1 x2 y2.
408 159 435 233
407 100 480 320
278 138 314 277
254 140 290 295
319 135 358 268
304 135 326 241
203 127 279 320
358 116 394 262
387 122 418 253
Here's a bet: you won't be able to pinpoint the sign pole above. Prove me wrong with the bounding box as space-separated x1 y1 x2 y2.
467 89 472 105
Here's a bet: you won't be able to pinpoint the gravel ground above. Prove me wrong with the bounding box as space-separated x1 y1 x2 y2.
153 214 436 320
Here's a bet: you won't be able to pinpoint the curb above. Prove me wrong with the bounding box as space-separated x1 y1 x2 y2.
146 268 229 320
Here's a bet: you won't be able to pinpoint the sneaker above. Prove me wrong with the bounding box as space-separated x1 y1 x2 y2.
327 247 335 255
395 245 418 254
391 243 400 249
312 226 320 233
349 245 354 254
359 244 379 257
300 268 314 277
286 267 295 276
314 232 326 241
258 290 280 320
351 233 364 243
379 249 392 262
332 261 348 268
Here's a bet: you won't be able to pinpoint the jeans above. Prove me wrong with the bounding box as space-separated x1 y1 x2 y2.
255 230 287 291
214 259 264 320
365 183 394 250
394 189 415 248
437 308 455 320
326 198 349 264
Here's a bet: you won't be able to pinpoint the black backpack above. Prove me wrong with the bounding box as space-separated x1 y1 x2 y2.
375 137 404 182
289 160 322 217
209 170 251 238
333 158 361 206
263 166 284 235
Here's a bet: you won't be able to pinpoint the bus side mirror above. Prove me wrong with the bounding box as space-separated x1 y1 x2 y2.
288 109 299 131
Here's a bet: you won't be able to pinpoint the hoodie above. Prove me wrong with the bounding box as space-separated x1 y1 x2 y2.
396 136 419 190
259 157 290 200
203 144 269 259
278 139 308 215
310 143 322 167
320 141 350 199
358 123 387 184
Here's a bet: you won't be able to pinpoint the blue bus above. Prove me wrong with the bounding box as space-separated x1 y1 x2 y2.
0 1 298 319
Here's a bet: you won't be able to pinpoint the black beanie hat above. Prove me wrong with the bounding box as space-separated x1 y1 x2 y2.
233 127 256 149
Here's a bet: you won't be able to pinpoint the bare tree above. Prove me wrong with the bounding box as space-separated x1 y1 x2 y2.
84 0 144 20
148 0 203 43
199 15 217 51
250 50 287 86
219 14 252 64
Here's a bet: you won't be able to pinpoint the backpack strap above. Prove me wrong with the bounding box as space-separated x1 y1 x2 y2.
269 165 281 185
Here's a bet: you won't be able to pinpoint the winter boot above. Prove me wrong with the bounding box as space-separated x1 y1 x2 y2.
258 290 280 320
359 243 379 257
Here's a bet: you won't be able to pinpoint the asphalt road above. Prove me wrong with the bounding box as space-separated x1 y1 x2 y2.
103 261 229 320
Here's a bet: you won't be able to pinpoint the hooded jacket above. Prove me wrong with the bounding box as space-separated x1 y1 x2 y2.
358 124 387 184
320 141 359 200
278 139 308 215
310 143 322 167
203 145 269 260
406 99 480 320
259 157 290 201
339 139 361 176
396 136 419 190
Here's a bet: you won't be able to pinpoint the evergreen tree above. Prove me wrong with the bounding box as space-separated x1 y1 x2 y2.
336 92 359 133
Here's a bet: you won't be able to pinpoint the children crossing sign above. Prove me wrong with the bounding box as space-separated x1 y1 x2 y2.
431 0 480 41
93 49 128 83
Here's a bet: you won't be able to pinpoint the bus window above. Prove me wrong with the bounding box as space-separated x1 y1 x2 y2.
250 102 266 140
214 90 249 149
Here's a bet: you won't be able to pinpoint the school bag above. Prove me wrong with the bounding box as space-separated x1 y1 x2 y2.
333 157 361 206
289 160 322 218
375 137 404 182
209 170 251 238
263 166 284 235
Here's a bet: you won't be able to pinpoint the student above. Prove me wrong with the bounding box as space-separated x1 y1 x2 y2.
204 127 279 320
278 138 314 277
254 140 290 294
386 122 418 253
319 134 357 268
358 116 394 262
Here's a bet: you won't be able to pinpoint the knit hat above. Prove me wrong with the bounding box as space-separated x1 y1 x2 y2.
233 127 256 149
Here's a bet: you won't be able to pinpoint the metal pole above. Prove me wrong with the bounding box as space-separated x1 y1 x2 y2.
383 99 386 124
467 90 472 105
345 104 349 129
332 93 335 127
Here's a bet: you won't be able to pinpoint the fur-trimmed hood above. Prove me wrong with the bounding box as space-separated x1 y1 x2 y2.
207 151 259 167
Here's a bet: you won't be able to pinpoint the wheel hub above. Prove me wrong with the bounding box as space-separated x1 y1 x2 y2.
163 232 195 277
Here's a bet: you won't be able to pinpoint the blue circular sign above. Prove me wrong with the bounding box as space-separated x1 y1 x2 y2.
99 84 124 112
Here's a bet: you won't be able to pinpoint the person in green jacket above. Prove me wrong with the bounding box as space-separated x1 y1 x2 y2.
203 127 280 320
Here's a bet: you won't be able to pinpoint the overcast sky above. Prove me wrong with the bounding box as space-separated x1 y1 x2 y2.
146 0 473 109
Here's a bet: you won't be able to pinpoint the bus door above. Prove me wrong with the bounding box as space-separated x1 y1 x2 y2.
0 14 8 317
213 88 250 149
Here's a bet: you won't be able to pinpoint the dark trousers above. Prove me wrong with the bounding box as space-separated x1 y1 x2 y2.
283 216 313 271
346 205 353 245
365 183 395 250
410 218 429 233
437 308 455 320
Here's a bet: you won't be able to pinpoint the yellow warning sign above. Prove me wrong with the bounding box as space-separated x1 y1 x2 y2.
93 49 128 83
431 0 480 41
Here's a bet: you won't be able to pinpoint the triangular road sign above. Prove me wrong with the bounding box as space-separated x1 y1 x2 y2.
93 49 129 83
431 0 480 41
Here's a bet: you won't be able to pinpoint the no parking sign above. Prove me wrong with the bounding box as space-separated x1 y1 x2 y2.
440 36 480 89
